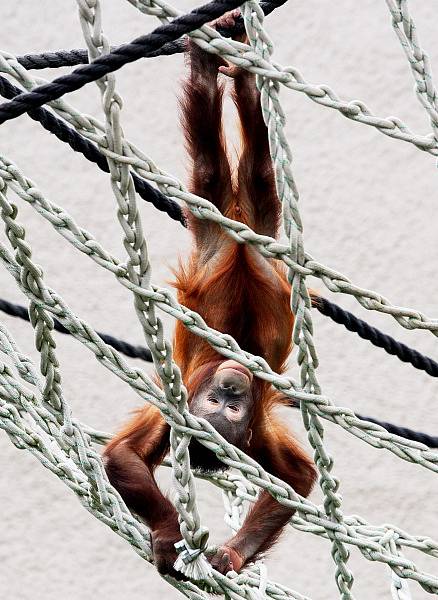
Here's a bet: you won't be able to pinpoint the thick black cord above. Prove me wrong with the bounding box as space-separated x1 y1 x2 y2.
9 297 437 380
355 413 438 448
313 295 438 378
1 296 437 448
0 298 152 363
285 396 438 448
15 0 287 70
0 0 248 124
0 74 186 226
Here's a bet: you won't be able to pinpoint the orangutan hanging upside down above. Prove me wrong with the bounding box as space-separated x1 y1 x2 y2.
104 12 316 579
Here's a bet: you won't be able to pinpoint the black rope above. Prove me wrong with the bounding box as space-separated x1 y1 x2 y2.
0 74 186 226
0 0 257 124
354 414 438 449
15 0 287 71
289 399 438 448
313 295 438 378
6 297 437 380
16 46 181 72
1 296 437 448
0 298 152 363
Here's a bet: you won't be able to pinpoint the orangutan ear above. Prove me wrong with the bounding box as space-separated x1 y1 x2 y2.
247 429 253 446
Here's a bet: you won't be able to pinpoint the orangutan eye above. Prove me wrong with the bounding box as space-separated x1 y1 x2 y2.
228 405 240 413
208 397 219 404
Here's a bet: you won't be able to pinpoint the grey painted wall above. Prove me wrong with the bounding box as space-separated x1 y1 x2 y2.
0 2 437 599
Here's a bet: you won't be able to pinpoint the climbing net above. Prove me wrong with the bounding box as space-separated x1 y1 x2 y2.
0 1 437 598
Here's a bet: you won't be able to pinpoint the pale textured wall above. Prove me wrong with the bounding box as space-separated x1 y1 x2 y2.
1 2 438 599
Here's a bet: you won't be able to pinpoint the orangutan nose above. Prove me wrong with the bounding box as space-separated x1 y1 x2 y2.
215 364 252 395
216 360 253 379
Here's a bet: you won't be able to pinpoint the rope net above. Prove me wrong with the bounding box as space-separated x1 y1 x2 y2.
0 1 437 598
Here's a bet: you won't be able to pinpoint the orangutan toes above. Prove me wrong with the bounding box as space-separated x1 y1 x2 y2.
152 529 182 579
212 8 241 30
209 545 244 574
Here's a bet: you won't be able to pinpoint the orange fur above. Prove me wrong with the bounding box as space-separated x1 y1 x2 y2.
103 39 316 577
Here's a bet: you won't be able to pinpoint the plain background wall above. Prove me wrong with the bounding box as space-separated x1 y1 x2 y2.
1 2 437 599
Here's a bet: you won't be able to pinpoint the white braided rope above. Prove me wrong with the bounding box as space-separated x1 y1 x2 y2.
385 0 438 147
243 3 354 597
76 0 212 580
